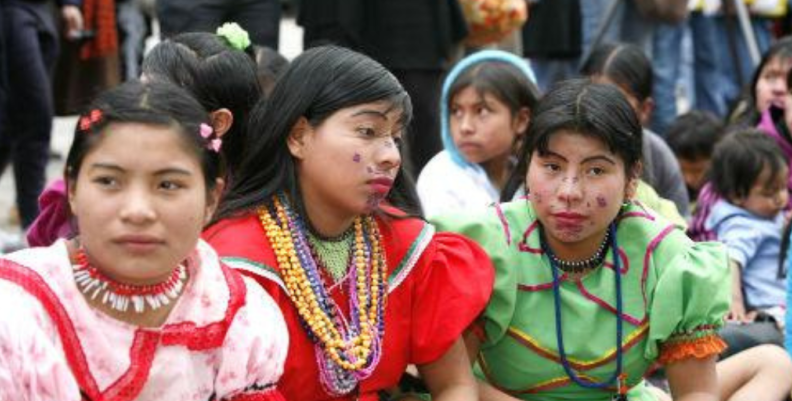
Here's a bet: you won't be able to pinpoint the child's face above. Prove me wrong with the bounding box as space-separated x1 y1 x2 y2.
678 156 711 193
733 164 789 219
68 122 220 284
449 87 528 166
288 100 403 219
755 56 792 112
526 130 638 254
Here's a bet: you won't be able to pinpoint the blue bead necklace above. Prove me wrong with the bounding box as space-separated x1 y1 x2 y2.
542 223 628 400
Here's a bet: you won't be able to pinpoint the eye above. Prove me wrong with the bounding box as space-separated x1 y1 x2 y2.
92 176 119 189
159 180 184 191
450 106 463 119
477 106 490 117
587 167 605 176
543 163 560 172
357 127 377 137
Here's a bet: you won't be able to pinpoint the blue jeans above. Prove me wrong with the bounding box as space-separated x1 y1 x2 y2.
689 13 772 117
651 22 686 136
579 0 654 56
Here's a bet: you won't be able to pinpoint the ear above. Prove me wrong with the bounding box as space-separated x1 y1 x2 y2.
286 117 312 160
204 178 225 226
624 161 643 201
66 178 78 216
210 109 234 139
513 107 531 138
638 98 654 126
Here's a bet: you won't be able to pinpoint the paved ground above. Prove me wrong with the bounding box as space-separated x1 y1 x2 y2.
0 17 303 242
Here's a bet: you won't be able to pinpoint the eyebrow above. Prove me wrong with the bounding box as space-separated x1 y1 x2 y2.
350 109 390 121
88 163 193 176
542 151 617 165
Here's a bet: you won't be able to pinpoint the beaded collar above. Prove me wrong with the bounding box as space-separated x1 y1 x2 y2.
306 227 353 283
541 228 610 273
72 247 187 314
258 194 387 396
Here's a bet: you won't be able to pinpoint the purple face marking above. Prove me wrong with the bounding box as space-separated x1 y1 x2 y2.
533 193 543 204
353 153 361 163
366 166 374 174
596 196 608 208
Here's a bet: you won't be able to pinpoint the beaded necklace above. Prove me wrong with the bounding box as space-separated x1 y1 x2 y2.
542 223 628 400
544 229 610 273
72 247 187 314
306 227 353 282
258 194 387 396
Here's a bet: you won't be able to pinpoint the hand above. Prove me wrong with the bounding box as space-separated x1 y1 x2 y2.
60 5 84 40
726 299 756 323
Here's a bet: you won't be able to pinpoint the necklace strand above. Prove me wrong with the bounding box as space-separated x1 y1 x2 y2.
258 194 387 396
544 230 610 273
72 248 187 314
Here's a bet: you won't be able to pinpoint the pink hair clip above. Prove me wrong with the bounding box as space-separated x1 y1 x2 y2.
79 109 103 132
199 123 222 153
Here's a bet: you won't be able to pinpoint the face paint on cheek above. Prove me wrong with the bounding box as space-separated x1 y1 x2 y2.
366 166 374 174
533 193 543 204
596 195 608 208
353 153 361 163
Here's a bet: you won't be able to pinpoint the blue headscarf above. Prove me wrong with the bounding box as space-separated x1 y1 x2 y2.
439 50 538 170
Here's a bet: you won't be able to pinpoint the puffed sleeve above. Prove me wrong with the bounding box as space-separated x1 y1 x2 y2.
214 277 289 401
408 231 495 364
645 240 730 365
0 282 80 401
431 208 515 348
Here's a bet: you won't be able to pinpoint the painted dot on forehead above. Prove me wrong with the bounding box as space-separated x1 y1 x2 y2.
353 153 361 163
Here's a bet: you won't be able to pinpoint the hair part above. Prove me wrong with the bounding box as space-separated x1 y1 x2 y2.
710 129 788 200
502 79 643 200
581 43 653 101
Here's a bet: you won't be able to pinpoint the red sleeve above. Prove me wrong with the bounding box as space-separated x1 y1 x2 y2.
409 232 494 365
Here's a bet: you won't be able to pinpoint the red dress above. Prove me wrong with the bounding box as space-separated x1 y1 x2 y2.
204 212 494 401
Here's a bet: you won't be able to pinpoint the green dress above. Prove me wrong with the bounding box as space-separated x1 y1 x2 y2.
432 200 729 401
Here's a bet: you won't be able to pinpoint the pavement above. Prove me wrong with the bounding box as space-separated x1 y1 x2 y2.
0 17 304 246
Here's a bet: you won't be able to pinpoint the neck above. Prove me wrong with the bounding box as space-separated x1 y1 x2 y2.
298 185 356 239
480 154 511 191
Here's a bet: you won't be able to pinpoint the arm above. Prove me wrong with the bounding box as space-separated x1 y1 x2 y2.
726 259 755 322
60 4 84 39
666 355 719 401
417 338 478 401
463 330 523 401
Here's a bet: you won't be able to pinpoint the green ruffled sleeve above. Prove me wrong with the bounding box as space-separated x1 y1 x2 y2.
431 205 520 348
645 237 730 364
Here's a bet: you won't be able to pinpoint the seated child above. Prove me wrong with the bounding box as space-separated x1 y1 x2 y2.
705 130 788 357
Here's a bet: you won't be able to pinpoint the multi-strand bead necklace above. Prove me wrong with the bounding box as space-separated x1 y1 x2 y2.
258 194 387 396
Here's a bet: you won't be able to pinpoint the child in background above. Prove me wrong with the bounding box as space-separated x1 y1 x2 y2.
665 111 725 203
0 80 288 400
417 50 539 218
705 130 787 357
582 43 690 218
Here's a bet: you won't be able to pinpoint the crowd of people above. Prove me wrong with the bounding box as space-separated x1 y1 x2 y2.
2 0 792 400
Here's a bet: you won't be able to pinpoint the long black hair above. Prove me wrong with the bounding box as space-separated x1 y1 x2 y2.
141 31 261 177
214 45 416 221
580 42 653 102
501 79 643 201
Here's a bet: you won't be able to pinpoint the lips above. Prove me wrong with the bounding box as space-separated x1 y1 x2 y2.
369 177 394 195
113 235 164 254
551 212 587 228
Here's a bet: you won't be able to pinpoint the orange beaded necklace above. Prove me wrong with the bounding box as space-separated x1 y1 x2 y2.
258 195 387 395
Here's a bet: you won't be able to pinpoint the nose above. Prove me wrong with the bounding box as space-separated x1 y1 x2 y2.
557 176 583 205
459 113 475 136
119 185 157 225
376 137 402 171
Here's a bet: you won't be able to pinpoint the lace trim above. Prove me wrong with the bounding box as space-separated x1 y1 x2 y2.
658 329 726 365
